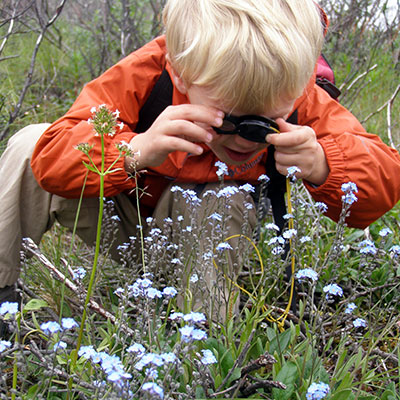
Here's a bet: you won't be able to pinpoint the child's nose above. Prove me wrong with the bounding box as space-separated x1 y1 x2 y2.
233 134 260 149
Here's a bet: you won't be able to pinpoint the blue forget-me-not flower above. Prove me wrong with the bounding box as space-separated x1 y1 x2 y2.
216 242 233 251
286 166 301 179
323 283 343 299
142 382 164 399
71 267 86 281
0 302 18 316
239 183 255 193
200 349 217 365
215 161 228 177
358 240 377 255
341 181 358 205
40 321 62 335
127 342 146 355
0 340 12 352
183 311 206 323
295 268 318 283
389 245 400 257
315 202 328 213
353 318 367 328
163 286 178 297
179 325 207 342
306 381 330 399
216 186 239 198
61 317 78 330
345 302 357 314
379 227 392 237
258 174 270 182
53 341 67 351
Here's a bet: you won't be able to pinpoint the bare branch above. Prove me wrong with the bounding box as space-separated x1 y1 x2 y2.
0 0 18 57
361 83 400 138
341 64 378 92
22 237 135 337
386 84 400 149
0 0 68 141
0 54 19 61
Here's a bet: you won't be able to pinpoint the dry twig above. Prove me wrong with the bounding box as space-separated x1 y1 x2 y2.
22 237 135 336
0 0 68 140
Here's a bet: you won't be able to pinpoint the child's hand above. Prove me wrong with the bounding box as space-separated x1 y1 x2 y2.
125 104 224 172
266 118 329 185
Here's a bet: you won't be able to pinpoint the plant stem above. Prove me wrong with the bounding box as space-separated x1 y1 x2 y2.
75 135 106 351
11 313 21 400
134 172 146 273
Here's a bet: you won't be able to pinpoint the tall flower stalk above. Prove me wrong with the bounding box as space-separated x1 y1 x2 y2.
73 105 134 350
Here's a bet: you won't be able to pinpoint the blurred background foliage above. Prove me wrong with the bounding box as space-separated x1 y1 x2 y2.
0 0 399 148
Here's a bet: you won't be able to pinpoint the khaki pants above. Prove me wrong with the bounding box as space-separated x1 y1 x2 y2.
0 124 258 318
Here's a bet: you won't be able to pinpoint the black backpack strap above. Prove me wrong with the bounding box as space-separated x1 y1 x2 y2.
265 146 287 232
316 77 341 100
286 109 298 125
264 109 298 232
135 69 173 133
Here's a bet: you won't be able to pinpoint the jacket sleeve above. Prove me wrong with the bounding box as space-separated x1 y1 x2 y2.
31 38 167 198
299 83 400 228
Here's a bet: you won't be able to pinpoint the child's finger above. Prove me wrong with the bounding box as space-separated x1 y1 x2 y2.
165 119 214 143
163 104 224 127
158 135 205 155
267 125 315 149
267 130 307 148
276 117 296 132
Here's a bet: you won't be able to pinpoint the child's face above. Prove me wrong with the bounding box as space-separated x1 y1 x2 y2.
187 85 295 165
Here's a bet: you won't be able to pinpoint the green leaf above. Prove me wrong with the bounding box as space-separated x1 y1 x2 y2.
182 362 190 386
336 348 362 384
31 312 41 330
24 384 39 399
195 385 206 398
268 328 292 356
248 336 265 359
383 382 396 393
334 348 348 371
256 336 264 356
206 338 234 376
69 349 79 369
272 383 294 400
56 354 67 365
381 388 397 400
335 372 354 391
330 389 355 400
276 361 298 384
214 373 222 389
318 365 331 384
226 367 242 386
358 396 378 400
23 298 48 312
267 327 276 341
82 161 98 173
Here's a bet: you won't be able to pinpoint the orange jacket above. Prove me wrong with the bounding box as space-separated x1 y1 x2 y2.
31 36 400 229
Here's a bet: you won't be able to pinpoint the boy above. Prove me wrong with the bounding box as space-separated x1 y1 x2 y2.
1 0 400 319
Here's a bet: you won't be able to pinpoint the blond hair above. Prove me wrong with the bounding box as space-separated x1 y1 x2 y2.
163 0 324 113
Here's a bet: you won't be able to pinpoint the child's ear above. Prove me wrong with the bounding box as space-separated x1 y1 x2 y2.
166 54 188 94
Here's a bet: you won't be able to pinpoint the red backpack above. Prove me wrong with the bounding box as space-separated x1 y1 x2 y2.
316 54 341 100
